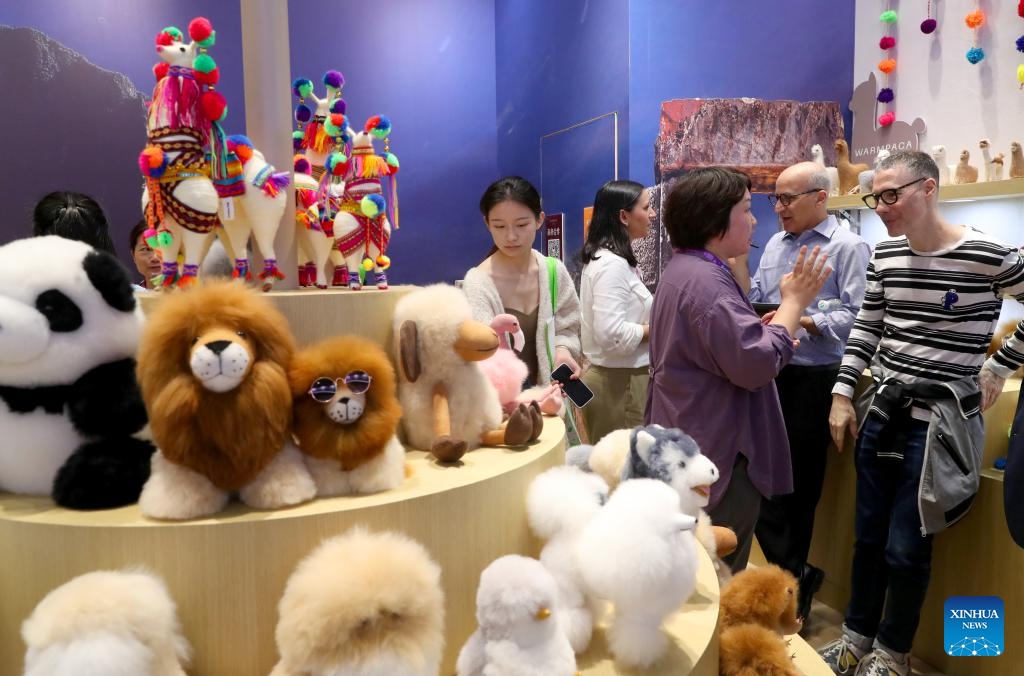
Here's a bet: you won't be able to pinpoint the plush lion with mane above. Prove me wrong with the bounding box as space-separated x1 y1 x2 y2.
289 335 406 495
137 280 315 519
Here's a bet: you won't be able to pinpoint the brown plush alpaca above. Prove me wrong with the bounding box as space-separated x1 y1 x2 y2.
834 139 869 194
137 280 315 519
719 565 804 676
1010 142 1024 179
289 335 407 495
953 149 979 185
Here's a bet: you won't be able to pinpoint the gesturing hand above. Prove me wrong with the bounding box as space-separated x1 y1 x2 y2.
779 245 832 309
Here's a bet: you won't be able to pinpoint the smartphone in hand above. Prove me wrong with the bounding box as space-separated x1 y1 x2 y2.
551 363 595 408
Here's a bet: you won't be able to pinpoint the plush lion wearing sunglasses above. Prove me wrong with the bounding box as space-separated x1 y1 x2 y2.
136 280 316 519
288 335 406 495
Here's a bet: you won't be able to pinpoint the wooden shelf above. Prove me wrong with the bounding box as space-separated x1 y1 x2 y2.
827 177 1024 211
0 421 566 676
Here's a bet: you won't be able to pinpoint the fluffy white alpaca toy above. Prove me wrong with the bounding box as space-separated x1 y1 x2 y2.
809 143 840 196
575 479 698 669
931 145 953 186
979 139 1005 182
526 466 609 653
22 570 190 676
567 425 736 582
456 555 577 676
271 528 445 676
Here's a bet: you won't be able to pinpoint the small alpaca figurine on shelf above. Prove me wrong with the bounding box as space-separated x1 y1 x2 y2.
718 565 804 676
1010 142 1024 179
979 139 1005 182
931 146 953 186
954 149 979 185
140 18 225 288
214 135 289 290
332 116 400 291
293 155 333 289
834 139 870 194
809 144 840 196
857 149 891 195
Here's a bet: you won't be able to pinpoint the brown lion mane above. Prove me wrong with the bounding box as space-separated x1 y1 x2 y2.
289 335 403 471
137 281 296 491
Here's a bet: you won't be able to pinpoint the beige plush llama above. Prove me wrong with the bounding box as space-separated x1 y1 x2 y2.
931 146 953 186
953 150 979 185
834 139 869 194
979 139 1005 182
809 144 840 195
1010 142 1024 179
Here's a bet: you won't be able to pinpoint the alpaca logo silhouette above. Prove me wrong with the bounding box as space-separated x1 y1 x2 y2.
849 72 927 165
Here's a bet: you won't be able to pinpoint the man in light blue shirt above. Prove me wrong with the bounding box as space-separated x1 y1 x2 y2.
735 161 870 621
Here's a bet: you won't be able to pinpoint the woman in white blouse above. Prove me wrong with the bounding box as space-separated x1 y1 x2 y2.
580 180 654 443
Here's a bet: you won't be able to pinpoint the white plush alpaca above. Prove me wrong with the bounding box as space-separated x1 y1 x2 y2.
526 466 609 653
215 135 289 290
857 149 891 195
575 479 699 669
22 570 191 676
931 145 953 186
456 555 577 676
142 21 222 287
809 144 840 196
979 139 1005 182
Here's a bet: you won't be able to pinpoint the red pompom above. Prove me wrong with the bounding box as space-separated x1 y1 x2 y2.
878 112 896 127
188 17 213 42
194 67 220 86
1019 0 1024 17
364 115 382 133
200 91 227 122
153 62 169 81
330 113 345 128
155 31 174 47
879 36 896 49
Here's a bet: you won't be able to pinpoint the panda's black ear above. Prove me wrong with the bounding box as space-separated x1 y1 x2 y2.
83 251 136 312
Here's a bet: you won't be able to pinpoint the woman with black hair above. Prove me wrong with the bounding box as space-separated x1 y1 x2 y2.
32 191 117 256
579 180 654 443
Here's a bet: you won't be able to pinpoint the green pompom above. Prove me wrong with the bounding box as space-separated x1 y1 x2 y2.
157 231 173 247
292 130 304 141
194 53 217 74
197 30 216 48
385 152 400 168
880 10 898 23
298 82 313 99
162 26 183 41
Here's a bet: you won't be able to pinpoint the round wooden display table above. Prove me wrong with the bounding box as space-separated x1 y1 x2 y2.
0 419 564 675
136 286 415 348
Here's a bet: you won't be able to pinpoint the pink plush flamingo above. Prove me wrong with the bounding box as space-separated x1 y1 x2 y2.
478 314 564 416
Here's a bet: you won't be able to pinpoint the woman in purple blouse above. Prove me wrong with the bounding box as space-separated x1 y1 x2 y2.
645 167 831 572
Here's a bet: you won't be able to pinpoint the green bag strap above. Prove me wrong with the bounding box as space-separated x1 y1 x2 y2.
545 256 558 367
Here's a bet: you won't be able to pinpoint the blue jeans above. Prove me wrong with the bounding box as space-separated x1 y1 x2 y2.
846 410 933 654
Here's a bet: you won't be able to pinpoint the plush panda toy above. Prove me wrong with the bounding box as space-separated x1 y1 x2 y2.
0 236 154 509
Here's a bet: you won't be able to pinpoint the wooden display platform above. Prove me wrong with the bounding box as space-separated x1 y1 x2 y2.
136 285 415 348
0 419 565 676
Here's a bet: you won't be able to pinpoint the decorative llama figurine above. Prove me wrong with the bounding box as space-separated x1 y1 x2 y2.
139 18 224 288
953 150 979 185
332 116 400 290
979 139 1005 182
292 71 347 176
293 155 334 289
931 146 953 186
809 144 840 196
213 135 290 289
834 139 869 194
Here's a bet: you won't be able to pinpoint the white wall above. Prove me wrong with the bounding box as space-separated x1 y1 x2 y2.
854 0 1024 161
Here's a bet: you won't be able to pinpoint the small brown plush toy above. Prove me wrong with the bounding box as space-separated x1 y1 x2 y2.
835 139 870 194
289 335 406 495
719 565 804 676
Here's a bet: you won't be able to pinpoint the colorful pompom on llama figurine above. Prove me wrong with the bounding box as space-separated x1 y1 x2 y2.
292 70 347 176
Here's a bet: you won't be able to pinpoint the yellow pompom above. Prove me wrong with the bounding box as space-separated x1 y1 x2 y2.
361 257 375 271
1018 64 1024 85
376 254 391 269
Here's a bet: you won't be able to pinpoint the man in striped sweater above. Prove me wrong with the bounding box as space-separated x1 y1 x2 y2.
819 150 1024 676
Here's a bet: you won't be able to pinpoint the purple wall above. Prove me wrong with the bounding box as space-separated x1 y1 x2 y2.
0 0 245 267
494 0 630 265
628 0 856 255
289 0 499 285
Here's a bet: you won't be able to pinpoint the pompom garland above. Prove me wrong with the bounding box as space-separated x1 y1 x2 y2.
876 4 899 126
966 3 985 64
1018 3 1024 88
